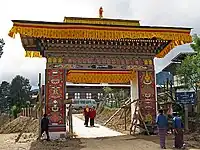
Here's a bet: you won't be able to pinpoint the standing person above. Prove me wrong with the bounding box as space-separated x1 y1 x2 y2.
41 114 50 141
83 105 90 127
172 112 184 149
156 109 168 149
89 106 96 127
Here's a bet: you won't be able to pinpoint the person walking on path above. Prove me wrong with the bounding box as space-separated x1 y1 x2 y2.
172 112 185 149
41 114 50 141
89 106 96 127
156 109 168 149
83 105 90 127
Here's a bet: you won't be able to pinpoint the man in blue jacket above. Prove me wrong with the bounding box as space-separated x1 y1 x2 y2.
156 109 168 149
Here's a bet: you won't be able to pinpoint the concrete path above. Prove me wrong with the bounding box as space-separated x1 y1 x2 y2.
72 114 124 138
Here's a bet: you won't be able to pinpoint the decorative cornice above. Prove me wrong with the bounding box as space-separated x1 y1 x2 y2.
66 70 136 83
64 17 140 26
8 20 192 58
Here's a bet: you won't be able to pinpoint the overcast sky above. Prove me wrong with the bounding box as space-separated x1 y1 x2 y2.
0 0 199 88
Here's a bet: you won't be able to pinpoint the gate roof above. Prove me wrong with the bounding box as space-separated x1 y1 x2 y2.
8 17 192 58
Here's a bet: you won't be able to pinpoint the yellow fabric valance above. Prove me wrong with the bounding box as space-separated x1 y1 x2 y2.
66 70 136 83
9 22 192 42
25 51 42 58
8 21 192 58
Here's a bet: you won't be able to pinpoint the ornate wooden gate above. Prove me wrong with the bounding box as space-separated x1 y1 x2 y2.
8 17 192 132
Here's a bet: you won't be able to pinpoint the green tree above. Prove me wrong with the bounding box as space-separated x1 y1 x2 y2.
0 38 5 58
176 34 200 112
11 105 21 119
10 75 32 111
190 34 200 53
176 53 200 91
0 81 10 113
176 35 200 90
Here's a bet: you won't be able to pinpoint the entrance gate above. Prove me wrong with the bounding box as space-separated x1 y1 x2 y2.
8 16 192 133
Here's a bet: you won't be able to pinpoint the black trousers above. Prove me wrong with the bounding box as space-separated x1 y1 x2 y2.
85 116 89 126
41 129 50 140
90 118 94 126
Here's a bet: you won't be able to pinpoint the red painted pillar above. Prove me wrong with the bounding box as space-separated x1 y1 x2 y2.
45 69 66 132
138 70 156 124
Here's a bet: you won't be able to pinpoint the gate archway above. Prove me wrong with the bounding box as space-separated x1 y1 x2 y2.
8 16 192 133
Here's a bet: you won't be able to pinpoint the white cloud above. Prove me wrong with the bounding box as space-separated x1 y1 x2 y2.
0 0 199 86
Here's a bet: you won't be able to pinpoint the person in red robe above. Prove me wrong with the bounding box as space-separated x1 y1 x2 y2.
83 105 90 127
89 106 96 127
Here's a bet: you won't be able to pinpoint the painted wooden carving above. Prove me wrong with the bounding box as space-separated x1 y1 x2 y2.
45 69 66 132
138 71 156 124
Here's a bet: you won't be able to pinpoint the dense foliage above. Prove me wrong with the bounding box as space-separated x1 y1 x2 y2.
176 34 200 113
176 34 200 91
0 75 32 118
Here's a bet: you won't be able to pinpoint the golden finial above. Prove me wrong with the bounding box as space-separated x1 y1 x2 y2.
99 7 103 18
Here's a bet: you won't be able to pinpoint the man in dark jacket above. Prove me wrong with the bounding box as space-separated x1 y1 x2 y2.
41 114 50 141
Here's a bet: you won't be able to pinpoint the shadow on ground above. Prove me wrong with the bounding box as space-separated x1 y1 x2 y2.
29 138 85 150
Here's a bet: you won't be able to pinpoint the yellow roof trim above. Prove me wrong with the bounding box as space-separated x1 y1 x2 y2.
8 21 192 58
63 17 140 26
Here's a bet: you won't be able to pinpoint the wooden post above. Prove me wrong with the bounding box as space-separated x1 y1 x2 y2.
27 106 30 117
124 108 127 130
25 108 27 117
184 104 189 131
38 73 42 139
68 103 73 135
22 108 24 116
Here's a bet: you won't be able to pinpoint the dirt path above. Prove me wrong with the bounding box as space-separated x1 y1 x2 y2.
72 115 124 138
81 135 160 150
1 133 199 150
0 133 32 150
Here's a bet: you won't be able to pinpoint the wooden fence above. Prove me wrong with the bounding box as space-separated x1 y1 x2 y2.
20 107 38 118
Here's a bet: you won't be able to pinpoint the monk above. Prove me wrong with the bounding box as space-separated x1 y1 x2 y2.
83 105 90 127
89 106 96 127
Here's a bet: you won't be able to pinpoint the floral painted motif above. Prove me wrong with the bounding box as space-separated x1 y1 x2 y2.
138 71 156 124
45 69 65 129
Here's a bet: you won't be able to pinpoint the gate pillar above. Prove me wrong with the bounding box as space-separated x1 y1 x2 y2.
138 71 156 124
130 72 139 121
45 69 66 132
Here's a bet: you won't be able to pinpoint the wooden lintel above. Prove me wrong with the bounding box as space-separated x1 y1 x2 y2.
64 99 72 104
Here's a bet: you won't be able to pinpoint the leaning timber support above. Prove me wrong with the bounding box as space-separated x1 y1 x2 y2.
124 107 127 130
104 108 121 126
103 98 136 126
